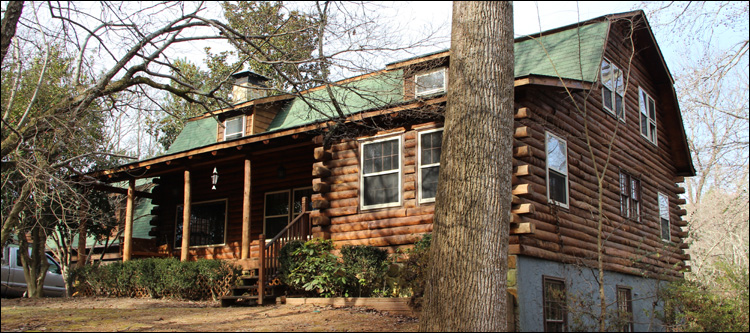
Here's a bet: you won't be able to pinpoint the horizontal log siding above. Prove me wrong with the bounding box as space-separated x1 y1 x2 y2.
313 129 437 254
510 22 688 279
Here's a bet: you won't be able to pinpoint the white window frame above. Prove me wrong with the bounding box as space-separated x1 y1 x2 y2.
174 198 229 249
415 67 447 97
418 128 443 203
545 131 569 209
601 58 625 122
360 135 402 210
639 87 658 146
223 115 245 141
658 192 671 241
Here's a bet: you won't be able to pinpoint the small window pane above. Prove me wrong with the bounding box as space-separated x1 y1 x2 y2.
547 136 567 173
416 69 446 96
175 201 227 247
421 131 442 165
421 166 439 200
265 192 289 216
225 117 244 140
548 170 567 205
363 173 399 206
603 87 613 110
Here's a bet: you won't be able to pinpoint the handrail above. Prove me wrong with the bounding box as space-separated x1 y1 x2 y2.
258 197 311 304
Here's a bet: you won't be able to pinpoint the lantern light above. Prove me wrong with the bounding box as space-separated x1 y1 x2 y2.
211 167 219 190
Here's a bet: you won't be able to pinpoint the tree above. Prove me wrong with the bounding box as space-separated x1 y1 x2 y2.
640 0 749 287
420 2 514 331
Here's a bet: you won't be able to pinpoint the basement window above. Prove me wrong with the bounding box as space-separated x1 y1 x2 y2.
617 286 634 332
361 136 402 210
543 276 567 332
223 115 245 141
415 68 447 97
419 129 443 203
601 58 625 122
546 132 569 209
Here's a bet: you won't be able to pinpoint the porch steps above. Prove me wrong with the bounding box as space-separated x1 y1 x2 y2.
220 268 283 307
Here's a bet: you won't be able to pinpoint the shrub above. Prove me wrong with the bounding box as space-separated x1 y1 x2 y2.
280 238 347 297
71 258 240 301
398 233 431 309
661 262 749 332
340 245 389 297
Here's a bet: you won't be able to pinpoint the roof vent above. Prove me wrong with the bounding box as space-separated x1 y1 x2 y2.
230 70 271 104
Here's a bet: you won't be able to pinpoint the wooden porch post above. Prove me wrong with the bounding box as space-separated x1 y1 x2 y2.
241 158 252 259
181 169 192 261
123 178 135 262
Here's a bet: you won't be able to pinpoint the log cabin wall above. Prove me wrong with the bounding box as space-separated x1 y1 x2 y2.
510 20 689 280
153 143 315 260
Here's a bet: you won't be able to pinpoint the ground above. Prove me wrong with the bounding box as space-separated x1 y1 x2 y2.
0 297 419 332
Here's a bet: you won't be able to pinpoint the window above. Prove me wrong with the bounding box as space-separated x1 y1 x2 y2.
419 129 443 203
601 59 625 121
361 136 402 209
658 192 670 241
546 132 569 208
617 286 634 332
620 171 641 222
543 276 567 332
415 68 446 97
175 199 227 248
639 87 657 145
264 187 313 239
223 115 245 141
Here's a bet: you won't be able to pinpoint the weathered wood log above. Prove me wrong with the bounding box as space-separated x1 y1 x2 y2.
314 147 333 161
312 199 330 210
514 107 530 119
509 222 534 234
312 164 332 177
331 224 433 241
313 182 330 193
511 203 535 215
514 126 531 139
329 215 432 233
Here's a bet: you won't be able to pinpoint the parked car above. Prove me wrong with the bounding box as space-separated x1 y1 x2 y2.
1 245 65 297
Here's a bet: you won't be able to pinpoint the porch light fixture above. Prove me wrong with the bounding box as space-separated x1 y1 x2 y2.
211 167 219 190
277 165 286 179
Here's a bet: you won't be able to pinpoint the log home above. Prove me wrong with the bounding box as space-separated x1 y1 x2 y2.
89 11 693 331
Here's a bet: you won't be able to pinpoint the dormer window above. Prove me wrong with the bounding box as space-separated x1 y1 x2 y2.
224 116 245 141
415 68 447 97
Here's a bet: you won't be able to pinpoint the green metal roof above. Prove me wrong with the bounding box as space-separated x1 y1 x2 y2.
165 20 609 155
514 21 608 82
166 117 218 155
267 70 404 132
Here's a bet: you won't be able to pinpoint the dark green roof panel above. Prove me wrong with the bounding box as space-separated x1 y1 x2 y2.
166 117 218 155
514 21 608 81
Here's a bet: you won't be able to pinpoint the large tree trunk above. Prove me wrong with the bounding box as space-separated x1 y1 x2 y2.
420 2 514 331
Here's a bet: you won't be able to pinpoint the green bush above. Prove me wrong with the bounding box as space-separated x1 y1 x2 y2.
661 263 749 332
340 245 389 297
398 233 431 308
71 258 241 301
279 238 347 297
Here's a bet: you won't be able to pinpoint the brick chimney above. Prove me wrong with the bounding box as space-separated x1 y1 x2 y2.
231 70 271 104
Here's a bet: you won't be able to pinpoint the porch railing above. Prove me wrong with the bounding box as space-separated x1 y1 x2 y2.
258 197 311 304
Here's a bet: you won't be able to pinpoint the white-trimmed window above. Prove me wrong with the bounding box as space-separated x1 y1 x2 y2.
639 87 657 145
361 136 402 209
175 199 228 248
223 115 245 141
418 129 443 203
415 68 447 97
658 192 670 241
546 132 569 208
601 58 625 121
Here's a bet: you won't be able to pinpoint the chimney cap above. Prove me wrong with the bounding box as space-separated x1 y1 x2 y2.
231 70 271 82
